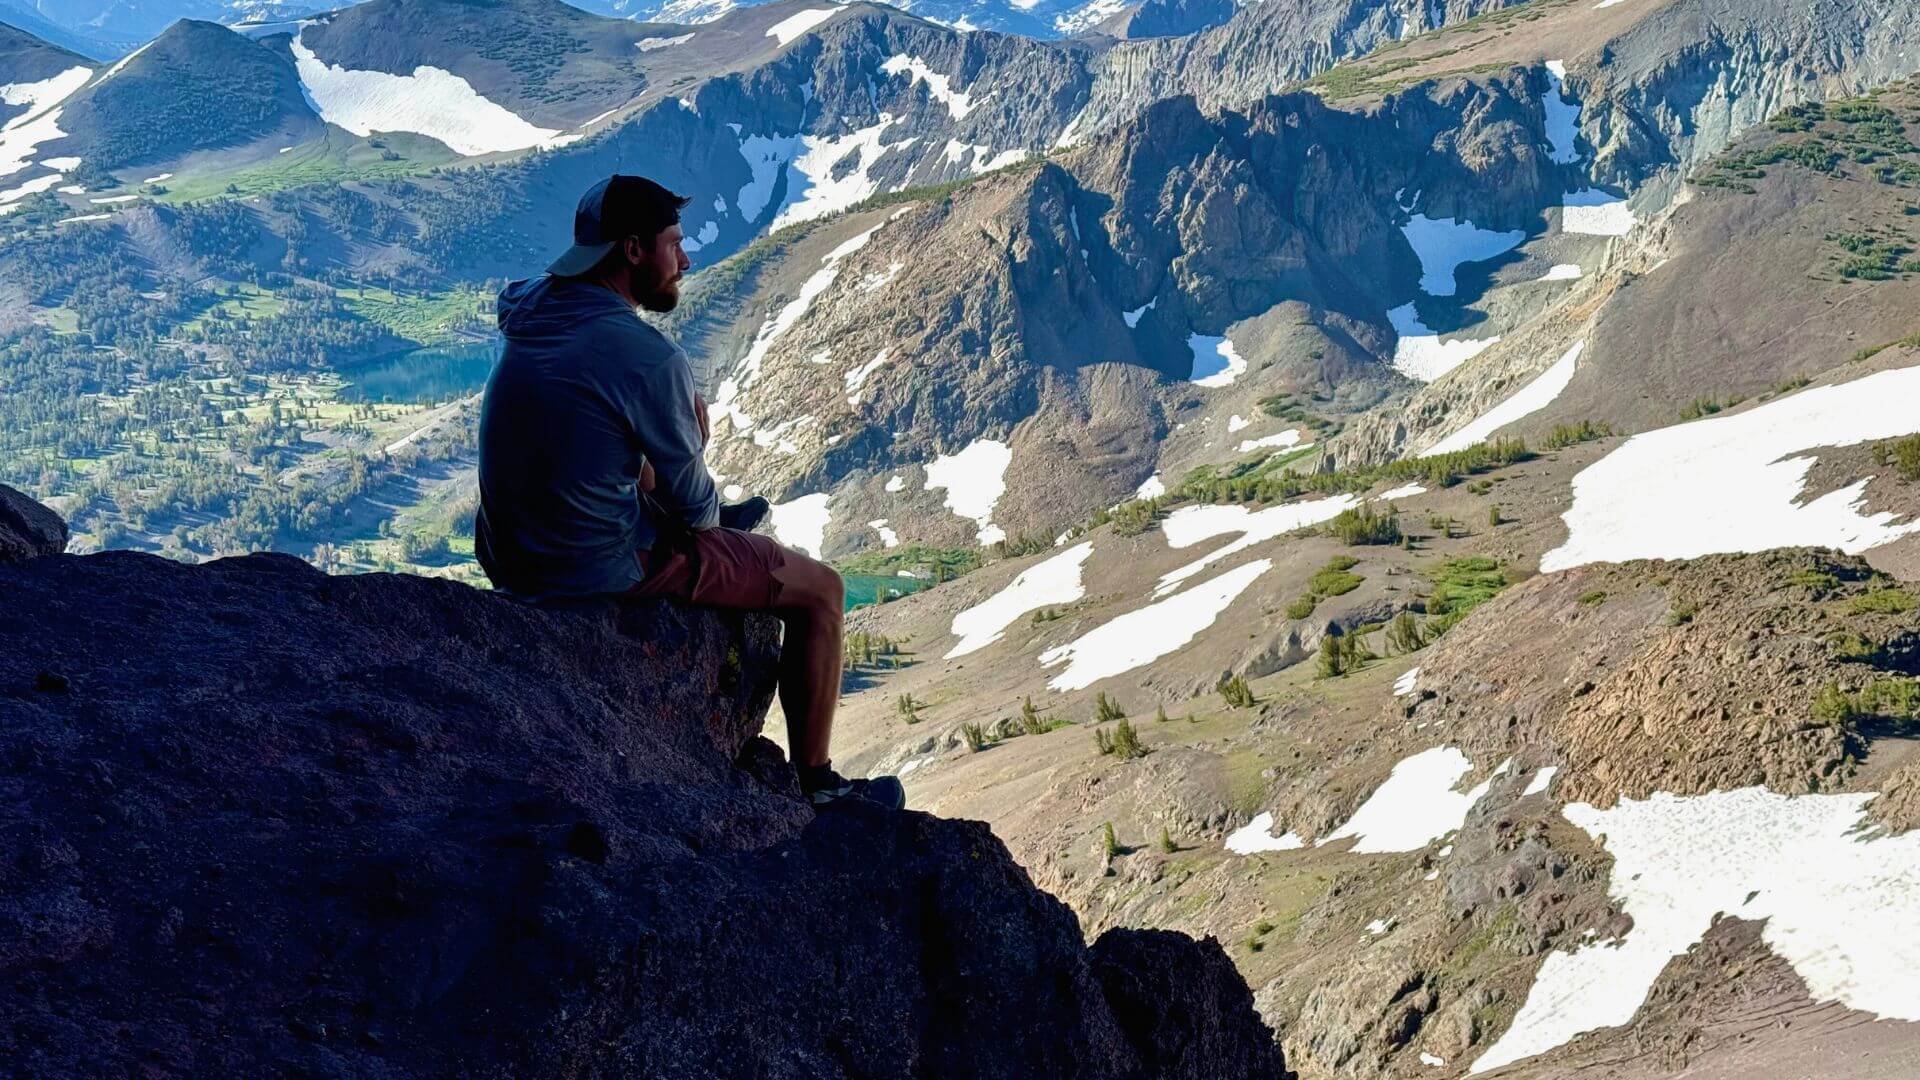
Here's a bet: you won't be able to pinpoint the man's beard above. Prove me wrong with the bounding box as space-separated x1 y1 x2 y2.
638 270 680 313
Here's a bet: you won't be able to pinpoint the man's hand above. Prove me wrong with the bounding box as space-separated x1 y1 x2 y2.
639 460 657 493
694 393 710 449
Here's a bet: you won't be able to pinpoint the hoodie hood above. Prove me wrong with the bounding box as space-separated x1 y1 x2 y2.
496 275 636 340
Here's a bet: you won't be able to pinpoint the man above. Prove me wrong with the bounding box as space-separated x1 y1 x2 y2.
476 174 904 811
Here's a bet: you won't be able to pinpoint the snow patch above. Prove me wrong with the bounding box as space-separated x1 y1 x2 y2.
1393 667 1421 697
1539 263 1584 281
1134 474 1165 499
946 540 1093 658
1187 334 1248 388
1400 214 1526 297
765 7 843 45
1236 429 1303 455
771 118 910 228
1389 303 1500 383
87 194 138 204
1041 559 1271 690
1320 748 1502 854
844 346 893 404
884 474 905 493
141 171 171 183
1541 61 1581 164
0 171 63 209
770 492 831 558
1475 787 1920 1072
1542 364 1920 571
868 518 899 548
1225 812 1305 855
290 33 560 156
880 54 974 120
1227 414 1251 433
924 438 1012 545
1156 496 1359 596
1523 766 1558 797
1123 298 1155 328
637 32 695 50
1561 188 1637 236
1426 341 1584 456
1380 483 1426 502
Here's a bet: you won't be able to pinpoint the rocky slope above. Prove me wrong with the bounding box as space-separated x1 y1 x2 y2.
0 483 1288 1078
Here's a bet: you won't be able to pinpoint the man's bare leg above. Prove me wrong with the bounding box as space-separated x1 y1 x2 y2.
770 555 844 770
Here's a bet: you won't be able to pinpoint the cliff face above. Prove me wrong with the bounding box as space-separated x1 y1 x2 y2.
0 488 1287 1078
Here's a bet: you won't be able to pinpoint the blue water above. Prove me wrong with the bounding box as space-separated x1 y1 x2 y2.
844 574 930 610
339 342 498 404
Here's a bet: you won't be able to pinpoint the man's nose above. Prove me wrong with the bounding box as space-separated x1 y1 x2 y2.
678 249 691 272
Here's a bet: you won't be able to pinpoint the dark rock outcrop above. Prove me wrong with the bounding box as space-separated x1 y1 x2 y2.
0 492 1286 1077
0 482 66 564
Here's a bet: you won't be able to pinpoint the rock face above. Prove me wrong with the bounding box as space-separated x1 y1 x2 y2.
0 483 66 564
0 491 1287 1078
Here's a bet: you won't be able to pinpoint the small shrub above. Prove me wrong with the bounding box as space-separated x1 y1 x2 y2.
1092 727 1114 755
1851 588 1917 615
1218 674 1257 708
961 721 989 752
1285 594 1318 619
1488 504 1503 527
1316 630 1372 678
1578 590 1608 606
1884 434 1920 482
1812 683 1860 727
1093 691 1127 723
1665 602 1697 627
1385 610 1426 654
1158 826 1176 854
1019 695 1051 736
896 692 922 724
1102 821 1122 858
1155 703 1170 723
1108 718 1148 760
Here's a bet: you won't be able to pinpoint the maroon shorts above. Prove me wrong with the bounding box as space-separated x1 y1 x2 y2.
627 527 793 611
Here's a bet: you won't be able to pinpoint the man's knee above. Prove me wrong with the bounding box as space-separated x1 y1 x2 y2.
773 553 843 616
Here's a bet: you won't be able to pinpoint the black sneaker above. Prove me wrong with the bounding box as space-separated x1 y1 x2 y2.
805 769 906 810
719 496 771 532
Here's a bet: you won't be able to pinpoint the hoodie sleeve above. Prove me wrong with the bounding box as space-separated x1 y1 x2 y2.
604 320 720 532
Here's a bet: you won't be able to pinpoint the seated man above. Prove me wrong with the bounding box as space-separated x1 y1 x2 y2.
475 174 904 811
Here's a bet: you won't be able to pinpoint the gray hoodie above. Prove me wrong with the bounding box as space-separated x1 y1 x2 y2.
476 275 719 601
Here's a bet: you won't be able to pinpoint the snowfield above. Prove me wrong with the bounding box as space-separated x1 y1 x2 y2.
1400 214 1526 297
1426 341 1584 456
945 540 1094 658
1474 786 1920 1073
1393 666 1421 697
1561 188 1638 236
770 492 831 557
1541 61 1581 164
1389 303 1500 383
1320 748 1505 853
881 54 974 120
1187 334 1248 388
770 118 911 228
924 437 1012 545
1225 812 1305 854
1157 495 1359 595
1041 558 1271 690
1542 364 1920 571
290 32 560 156
764 7 844 45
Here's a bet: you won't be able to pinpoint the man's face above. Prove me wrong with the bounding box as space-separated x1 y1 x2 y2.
633 223 691 313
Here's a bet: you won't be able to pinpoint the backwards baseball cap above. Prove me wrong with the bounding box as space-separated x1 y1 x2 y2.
547 174 692 277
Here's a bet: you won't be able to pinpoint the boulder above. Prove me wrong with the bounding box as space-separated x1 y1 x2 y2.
0 488 1287 1078
0 482 66 564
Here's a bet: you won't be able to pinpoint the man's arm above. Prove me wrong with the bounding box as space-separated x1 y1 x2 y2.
616 330 719 531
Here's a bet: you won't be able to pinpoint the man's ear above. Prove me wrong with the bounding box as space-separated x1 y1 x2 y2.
624 235 646 266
